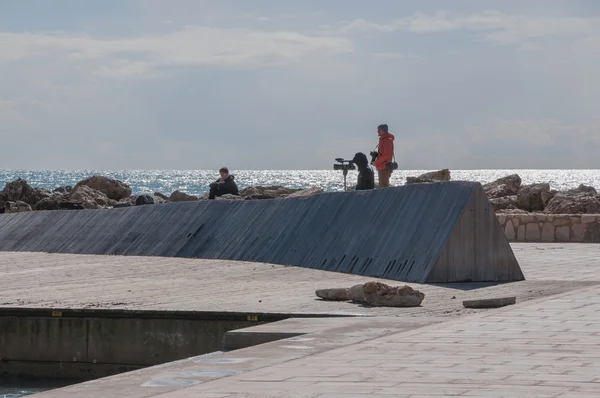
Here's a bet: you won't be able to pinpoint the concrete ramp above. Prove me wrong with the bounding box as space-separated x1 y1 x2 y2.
0 182 524 283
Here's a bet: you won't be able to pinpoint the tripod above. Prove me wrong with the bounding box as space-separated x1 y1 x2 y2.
342 169 349 192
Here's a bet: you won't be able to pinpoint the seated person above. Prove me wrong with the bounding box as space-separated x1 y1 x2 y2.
208 167 240 200
352 152 375 190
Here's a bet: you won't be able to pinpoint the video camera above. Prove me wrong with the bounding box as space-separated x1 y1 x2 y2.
333 158 356 172
333 158 356 192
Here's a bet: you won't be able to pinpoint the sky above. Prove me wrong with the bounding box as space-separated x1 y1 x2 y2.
1 0 600 170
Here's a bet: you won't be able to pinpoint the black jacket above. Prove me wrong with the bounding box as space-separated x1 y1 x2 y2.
356 167 375 190
211 175 239 196
352 152 375 191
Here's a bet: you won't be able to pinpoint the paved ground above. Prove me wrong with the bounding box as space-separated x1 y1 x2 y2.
2 243 600 318
5 242 599 397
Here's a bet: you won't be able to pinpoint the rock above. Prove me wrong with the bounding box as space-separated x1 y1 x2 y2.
541 191 555 207
1 178 32 202
463 296 516 309
153 195 167 204
117 195 138 206
169 190 199 202
315 288 349 301
135 194 155 206
495 208 530 214
69 185 115 209
58 202 85 210
348 281 425 307
240 186 301 200
154 192 170 201
490 195 519 211
35 192 70 211
544 191 600 214
517 183 550 212
417 169 451 182
405 177 436 185
483 174 522 199
567 184 597 195
215 194 244 201
74 176 132 201
4 200 33 213
1 178 52 205
54 186 73 194
347 284 366 303
285 187 324 199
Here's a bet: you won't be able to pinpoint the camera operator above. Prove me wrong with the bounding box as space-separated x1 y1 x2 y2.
371 124 395 188
208 167 240 200
352 152 375 190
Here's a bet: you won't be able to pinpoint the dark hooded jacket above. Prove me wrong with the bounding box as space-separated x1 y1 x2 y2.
210 174 239 197
352 152 375 191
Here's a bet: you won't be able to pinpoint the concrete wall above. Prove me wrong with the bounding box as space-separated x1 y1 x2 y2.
0 313 267 380
497 214 600 243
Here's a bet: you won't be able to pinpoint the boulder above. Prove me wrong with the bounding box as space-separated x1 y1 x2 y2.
496 208 530 214
517 183 550 212
417 169 451 182
169 190 199 202
348 281 425 307
135 194 155 206
69 185 115 209
483 174 522 199
405 177 436 185
315 288 349 301
4 200 33 213
215 194 244 201
154 195 167 204
74 176 132 201
53 186 73 194
240 186 301 200
58 202 85 210
1 178 52 205
544 191 600 214
490 195 519 211
35 192 70 211
154 192 170 201
567 184 597 195
405 169 451 185
1 178 32 202
285 187 324 199
541 191 555 207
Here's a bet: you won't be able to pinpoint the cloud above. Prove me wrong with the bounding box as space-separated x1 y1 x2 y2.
326 11 600 45
371 52 419 59
0 26 354 79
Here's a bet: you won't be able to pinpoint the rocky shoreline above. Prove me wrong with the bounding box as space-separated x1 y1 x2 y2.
1 170 599 215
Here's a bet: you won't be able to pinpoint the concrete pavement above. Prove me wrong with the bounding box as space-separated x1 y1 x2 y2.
27 243 600 397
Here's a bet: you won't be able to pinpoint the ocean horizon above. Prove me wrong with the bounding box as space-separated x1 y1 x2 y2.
2 169 600 197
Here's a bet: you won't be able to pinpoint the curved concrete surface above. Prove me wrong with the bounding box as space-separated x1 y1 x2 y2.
0 182 522 283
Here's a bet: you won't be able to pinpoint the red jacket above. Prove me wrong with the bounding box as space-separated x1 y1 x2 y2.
374 132 395 171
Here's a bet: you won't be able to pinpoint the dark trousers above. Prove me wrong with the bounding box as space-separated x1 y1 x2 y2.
208 186 218 200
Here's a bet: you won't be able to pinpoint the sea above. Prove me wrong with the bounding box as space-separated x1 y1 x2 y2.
1 169 600 196
1 168 599 397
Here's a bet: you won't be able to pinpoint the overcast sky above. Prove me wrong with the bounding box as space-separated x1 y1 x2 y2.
1 0 599 170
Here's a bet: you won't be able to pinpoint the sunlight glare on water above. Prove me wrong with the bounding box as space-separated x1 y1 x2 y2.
0 169 599 196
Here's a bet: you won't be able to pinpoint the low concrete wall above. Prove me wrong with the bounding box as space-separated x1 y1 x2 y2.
0 309 270 380
497 214 600 243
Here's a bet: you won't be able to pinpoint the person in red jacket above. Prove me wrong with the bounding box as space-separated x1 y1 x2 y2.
372 124 395 188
